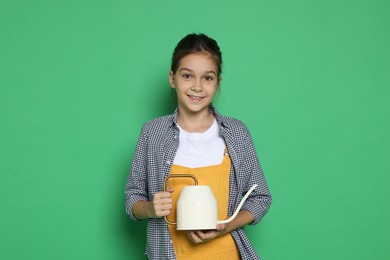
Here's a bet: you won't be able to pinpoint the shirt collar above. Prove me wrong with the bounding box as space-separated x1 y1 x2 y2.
170 105 228 129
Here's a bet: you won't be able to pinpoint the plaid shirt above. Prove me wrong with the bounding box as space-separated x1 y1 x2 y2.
125 106 272 260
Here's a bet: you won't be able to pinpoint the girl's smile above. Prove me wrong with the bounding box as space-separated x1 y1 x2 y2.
188 95 205 102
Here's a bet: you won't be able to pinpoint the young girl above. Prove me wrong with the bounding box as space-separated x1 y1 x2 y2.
125 33 272 259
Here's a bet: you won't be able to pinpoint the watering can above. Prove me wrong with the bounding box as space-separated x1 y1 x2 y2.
164 174 258 230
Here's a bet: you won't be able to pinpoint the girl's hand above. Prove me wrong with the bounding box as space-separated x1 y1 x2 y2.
187 223 228 243
148 187 174 218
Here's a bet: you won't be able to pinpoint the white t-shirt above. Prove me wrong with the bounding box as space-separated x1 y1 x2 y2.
173 119 225 168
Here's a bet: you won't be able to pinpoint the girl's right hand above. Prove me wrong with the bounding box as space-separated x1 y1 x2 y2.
148 187 174 218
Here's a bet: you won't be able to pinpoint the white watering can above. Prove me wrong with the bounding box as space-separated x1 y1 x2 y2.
164 174 258 230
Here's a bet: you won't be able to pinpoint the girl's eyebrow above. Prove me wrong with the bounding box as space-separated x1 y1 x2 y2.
179 68 217 75
179 68 193 72
204 70 217 75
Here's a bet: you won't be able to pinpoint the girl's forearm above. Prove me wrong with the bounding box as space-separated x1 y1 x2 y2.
132 200 153 220
223 209 254 235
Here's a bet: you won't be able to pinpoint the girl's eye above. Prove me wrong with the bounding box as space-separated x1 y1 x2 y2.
182 74 192 79
204 75 214 81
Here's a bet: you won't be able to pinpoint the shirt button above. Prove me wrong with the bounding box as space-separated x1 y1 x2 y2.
166 160 171 165
174 135 178 140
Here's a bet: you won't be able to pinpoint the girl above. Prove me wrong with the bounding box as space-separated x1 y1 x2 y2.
125 33 272 259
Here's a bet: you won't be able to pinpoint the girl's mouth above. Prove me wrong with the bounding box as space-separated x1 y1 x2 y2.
188 95 204 102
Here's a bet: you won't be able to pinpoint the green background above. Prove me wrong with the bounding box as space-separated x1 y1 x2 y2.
1 0 389 259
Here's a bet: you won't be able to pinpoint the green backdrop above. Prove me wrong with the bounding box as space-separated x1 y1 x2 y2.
1 0 389 259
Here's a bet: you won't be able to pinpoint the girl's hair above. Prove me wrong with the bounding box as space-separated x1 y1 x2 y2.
171 33 222 78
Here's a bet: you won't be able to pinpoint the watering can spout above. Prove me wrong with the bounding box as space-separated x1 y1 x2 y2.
217 184 258 224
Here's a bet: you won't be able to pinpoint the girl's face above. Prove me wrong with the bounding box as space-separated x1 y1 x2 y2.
169 52 221 116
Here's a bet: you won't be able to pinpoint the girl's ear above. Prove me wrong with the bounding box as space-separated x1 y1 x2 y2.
169 71 176 88
217 76 222 89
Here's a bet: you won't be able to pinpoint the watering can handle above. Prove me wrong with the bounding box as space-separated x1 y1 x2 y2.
163 174 198 225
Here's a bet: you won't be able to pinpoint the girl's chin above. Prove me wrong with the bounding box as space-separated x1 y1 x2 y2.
179 104 210 113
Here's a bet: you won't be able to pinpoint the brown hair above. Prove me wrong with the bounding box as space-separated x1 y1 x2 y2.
171 33 222 79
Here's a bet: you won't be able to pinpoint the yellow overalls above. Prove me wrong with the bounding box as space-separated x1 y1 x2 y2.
167 150 240 259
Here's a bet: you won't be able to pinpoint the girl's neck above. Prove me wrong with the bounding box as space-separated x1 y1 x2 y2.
177 109 215 133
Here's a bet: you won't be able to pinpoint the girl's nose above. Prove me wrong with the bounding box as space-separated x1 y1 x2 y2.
191 79 203 92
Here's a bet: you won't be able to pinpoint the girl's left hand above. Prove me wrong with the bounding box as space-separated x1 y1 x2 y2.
187 223 228 243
